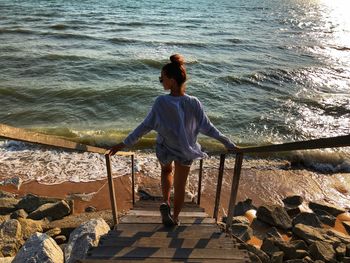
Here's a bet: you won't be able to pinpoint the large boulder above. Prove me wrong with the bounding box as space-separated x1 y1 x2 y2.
309 201 345 216
16 194 61 213
28 200 71 221
12 232 63 263
64 218 110 263
257 204 292 230
0 198 19 215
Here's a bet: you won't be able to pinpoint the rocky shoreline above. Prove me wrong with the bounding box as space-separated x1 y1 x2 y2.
225 197 350 263
1 190 350 262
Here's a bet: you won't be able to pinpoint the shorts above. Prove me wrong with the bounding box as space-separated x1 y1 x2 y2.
156 143 193 167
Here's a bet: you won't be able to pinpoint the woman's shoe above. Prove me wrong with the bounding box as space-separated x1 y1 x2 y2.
159 203 174 227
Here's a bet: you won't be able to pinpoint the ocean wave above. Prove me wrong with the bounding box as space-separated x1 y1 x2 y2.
50 24 69 30
0 138 348 186
108 37 141 44
0 28 35 35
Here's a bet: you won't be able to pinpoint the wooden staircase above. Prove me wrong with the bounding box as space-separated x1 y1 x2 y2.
78 200 253 262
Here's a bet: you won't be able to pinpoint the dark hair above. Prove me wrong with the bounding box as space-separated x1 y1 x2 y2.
162 54 187 86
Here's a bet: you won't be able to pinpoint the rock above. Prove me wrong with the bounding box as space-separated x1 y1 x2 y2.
64 218 110 263
0 219 22 240
271 251 284 263
292 212 322 228
0 216 10 225
48 210 113 238
343 257 350 263
266 227 284 240
85 206 96 213
17 194 62 213
294 250 309 259
290 240 308 251
0 257 15 263
54 235 67 245
0 198 19 215
283 196 303 206
18 218 43 240
10 209 28 219
292 224 324 244
0 177 22 190
303 256 314 263
309 201 345 216
261 237 280 256
347 244 350 257
324 228 350 244
0 191 16 199
230 223 253 242
309 241 336 262
234 199 255 216
312 209 336 226
0 219 23 256
283 260 305 263
229 215 251 225
285 206 302 218
343 221 350 234
257 204 292 230
335 243 346 261
239 243 270 263
28 200 71 221
12 232 63 263
45 227 61 238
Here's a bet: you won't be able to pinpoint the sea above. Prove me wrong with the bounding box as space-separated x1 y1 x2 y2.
0 0 349 206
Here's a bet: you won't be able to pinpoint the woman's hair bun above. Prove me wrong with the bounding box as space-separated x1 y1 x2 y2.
170 54 185 66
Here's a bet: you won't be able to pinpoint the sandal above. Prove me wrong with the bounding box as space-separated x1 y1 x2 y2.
159 203 174 227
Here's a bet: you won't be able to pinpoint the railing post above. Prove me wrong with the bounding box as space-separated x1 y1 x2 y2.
197 159 203 205
226 153 243 230
131 154 135 206
105 155 118 226
213 154 225 221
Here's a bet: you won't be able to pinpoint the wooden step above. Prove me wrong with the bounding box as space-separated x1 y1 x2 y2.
98 236 239 249
114 223 220 232
104 230 224 239
132 201 205 212
126 210 208 218
86 247 251 261
120 215 215 224
79 258 250 263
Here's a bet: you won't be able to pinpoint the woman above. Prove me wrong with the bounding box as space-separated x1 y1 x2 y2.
108 54 237 226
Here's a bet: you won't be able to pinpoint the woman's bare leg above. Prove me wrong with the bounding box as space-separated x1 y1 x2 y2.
160 162 173 205
172 161 191 222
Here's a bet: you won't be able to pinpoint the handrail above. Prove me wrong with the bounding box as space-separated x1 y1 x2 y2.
0 123 133 156
222 134 350 231
0 123 135 226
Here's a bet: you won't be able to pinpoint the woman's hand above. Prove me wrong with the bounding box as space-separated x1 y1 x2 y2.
107 142 126 156
226 142 240 153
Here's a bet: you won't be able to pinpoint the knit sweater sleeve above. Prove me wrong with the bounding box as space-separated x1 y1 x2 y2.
197 99 235 148
123 100 157 147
